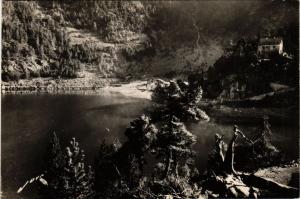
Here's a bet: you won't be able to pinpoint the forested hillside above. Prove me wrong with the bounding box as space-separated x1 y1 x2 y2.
138 0 299 76
2 1 151 81
1 1 299 81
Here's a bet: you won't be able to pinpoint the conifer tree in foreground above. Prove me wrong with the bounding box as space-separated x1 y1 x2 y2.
59 137 95 199
124 114 158 175
17 134 95 199
151 78 210 122
154 116 196 179
44 131 64 198
44 134 95 199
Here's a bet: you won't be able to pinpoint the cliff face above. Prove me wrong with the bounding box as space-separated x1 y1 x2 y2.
1 1 298 81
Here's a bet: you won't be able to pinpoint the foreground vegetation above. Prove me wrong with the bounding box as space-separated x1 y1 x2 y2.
17 80 298 199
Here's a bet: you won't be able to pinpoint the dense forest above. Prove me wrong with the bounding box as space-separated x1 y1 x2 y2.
2 1 299 82
2 1 150 80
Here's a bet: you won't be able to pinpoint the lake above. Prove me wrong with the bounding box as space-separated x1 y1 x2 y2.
1 93 299 198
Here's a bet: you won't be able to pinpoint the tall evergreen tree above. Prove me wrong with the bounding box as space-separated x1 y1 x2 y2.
44 131 64 198
151 79 209 122
155 116 196 178
124 115 158 174
44 135 95 199
59 137 95 199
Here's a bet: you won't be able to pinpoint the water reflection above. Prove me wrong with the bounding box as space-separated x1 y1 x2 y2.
1 93 150 198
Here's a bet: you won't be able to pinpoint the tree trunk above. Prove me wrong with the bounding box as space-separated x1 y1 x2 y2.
174 152 179 178
224 133 238 174
164 148 172 178
191 15 200 50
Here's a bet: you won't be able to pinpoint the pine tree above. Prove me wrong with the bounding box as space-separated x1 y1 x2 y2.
151 79 209 122
124 115 158 175
45 135 95 199
94 140 122 198
59 137 95 199
155 116 196 178
45 131 64 199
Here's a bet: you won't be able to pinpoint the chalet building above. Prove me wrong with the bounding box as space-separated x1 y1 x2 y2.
257 37 283 58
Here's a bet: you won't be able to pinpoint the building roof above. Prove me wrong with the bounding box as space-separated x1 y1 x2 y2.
258 37 282 45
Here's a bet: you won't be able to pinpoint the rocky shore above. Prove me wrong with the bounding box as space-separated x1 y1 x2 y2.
1 76 154 100
1 76 118 93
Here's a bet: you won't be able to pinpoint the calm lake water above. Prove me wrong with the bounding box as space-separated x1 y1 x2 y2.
1 93 299 198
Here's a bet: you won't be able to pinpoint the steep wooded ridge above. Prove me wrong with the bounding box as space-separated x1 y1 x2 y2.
2 1 150 80
1 1 299 81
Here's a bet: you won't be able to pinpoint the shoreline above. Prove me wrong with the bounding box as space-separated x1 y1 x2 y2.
1 78 153 99
1 76 115 92
2 78 298 123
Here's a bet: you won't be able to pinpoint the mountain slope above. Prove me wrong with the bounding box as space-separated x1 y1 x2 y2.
1 1 150 81
1 1 298 81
